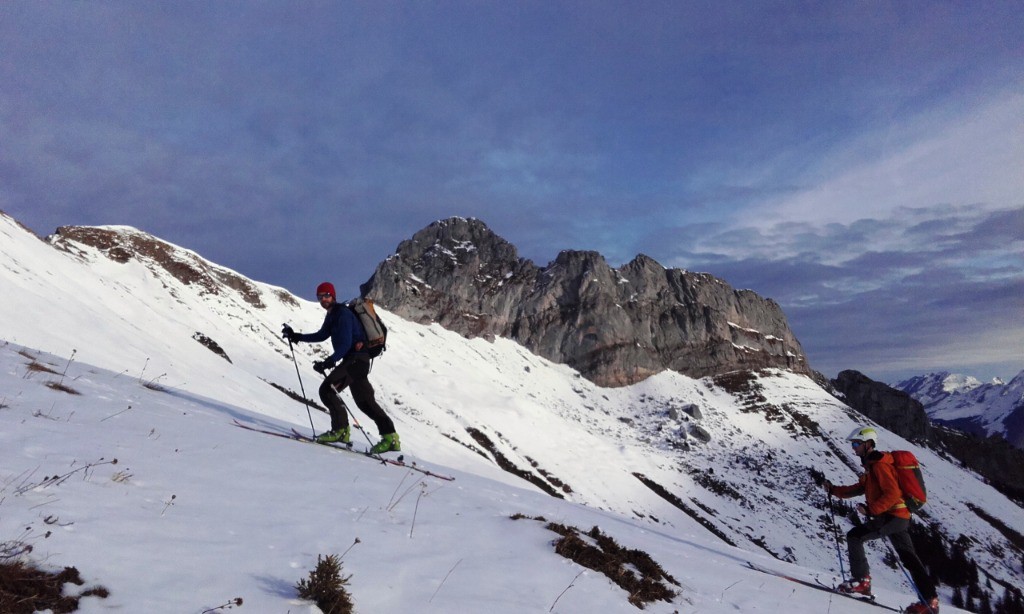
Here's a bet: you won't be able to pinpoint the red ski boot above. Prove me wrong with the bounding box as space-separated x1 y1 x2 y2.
905 597 940 614
837 576 872 596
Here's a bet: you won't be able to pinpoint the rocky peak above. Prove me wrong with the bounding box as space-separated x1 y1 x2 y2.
621 253 664 275
399 217 521 270
362 217 809 387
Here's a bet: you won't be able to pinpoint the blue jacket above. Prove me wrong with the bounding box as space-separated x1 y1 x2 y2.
296 304 367 363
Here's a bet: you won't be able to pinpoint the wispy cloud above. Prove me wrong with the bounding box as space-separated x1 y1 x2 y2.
663 205 1023 380
752 93 1024 228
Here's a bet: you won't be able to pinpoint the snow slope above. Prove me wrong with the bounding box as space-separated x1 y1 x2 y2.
2 342 968 614
2 210 1018 611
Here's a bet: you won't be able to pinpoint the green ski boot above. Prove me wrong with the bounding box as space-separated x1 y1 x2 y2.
316 426 351 444
370 433 401 454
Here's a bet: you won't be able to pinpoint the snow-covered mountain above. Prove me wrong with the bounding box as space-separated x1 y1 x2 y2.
2 209 1021 612
897 371 1024 449
898 373 986 406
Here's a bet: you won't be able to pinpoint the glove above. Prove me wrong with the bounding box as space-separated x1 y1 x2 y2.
282 324 298 342
823 480 833 496
313 358 336 375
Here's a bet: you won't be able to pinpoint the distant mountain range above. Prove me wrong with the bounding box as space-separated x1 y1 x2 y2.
896 371 1024 449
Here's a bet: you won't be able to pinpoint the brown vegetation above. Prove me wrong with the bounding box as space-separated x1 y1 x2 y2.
0 562 108 613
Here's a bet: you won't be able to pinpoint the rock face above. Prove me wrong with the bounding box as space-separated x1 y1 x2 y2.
831 370 932 441
361 217 809 386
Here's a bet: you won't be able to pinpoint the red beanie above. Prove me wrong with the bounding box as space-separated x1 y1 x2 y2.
316 282 335 298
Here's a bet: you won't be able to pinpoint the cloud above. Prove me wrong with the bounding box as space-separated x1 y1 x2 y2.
751 93 1024 227
659 205 1023 380
793 283 1024 384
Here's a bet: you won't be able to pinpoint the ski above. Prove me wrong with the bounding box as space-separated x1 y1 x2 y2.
289 428 457 482
230 420 455 481
745 562 902 612
232 419 297 440
290 428 385 461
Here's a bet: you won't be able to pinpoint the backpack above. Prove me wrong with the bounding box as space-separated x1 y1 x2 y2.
347 297 387 358
890 450 927 513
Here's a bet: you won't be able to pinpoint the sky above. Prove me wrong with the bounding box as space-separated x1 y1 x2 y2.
1 1 1022 383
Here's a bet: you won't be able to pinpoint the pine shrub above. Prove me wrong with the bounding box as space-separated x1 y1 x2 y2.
295 554 353 614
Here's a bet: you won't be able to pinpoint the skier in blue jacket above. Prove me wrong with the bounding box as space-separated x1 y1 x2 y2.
283 282 400 454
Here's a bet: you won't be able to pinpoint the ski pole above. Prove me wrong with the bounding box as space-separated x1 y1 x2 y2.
325 375 375 448
827 494 847 580
344 400 376 449
288 339 317 438
882 539 934 614
344 402 385 463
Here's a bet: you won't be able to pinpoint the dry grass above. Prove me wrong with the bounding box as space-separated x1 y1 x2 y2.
45 381 81 395
512 515 680 609
465 427 571 499
547 523 680 609
26 361 58 375
0 561 109 613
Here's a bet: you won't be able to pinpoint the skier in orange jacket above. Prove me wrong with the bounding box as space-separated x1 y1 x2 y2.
825 426 939 614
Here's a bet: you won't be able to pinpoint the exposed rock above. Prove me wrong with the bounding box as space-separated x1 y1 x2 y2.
193 332 232 363
49 226 269 308
682 403 703 420
362 217 809 387
689 424 712 443
831 370 932 442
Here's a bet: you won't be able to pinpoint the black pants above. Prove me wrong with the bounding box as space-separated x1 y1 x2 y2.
319 355 395 436
847 514 936 599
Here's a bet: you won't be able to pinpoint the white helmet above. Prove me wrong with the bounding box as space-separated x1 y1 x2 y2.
847 426 878 446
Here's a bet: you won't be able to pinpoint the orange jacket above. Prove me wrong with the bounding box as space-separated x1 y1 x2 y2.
830 451 910 519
